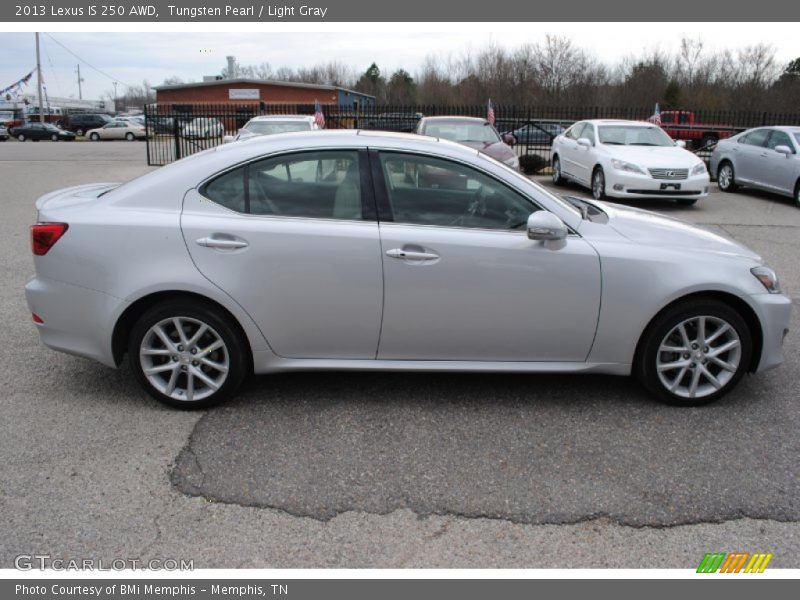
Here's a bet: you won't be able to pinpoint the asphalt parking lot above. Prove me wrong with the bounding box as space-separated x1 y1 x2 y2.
2 142 799 568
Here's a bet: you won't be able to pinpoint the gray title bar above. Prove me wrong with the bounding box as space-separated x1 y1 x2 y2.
4 579 797 600
2 0 798 22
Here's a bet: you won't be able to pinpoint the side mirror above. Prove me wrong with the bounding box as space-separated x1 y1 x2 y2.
222 135 235 144
503 133 516 147
774 145 793 156
676 140 687 148
527 211 568 241
577 137 592 148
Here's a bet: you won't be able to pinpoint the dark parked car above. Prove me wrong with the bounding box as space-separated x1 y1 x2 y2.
364 112 423 132
65 113 112 136
508 122 565 145
9 123 76 142
146 116 176 134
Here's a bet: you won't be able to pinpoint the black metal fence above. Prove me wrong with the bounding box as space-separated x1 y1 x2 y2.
144 103 800 170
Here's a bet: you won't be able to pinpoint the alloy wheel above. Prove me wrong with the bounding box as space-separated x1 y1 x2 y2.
718 164 733 190
655 315 741 399
139 316 230 403
592 169 605 200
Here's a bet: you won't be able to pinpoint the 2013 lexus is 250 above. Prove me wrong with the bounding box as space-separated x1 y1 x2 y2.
25 131 791 408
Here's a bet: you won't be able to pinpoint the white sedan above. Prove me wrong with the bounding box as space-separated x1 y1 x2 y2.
86 120 146 141
551 119 710 205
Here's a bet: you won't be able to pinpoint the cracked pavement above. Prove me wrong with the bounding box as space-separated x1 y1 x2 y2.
1 143 799 568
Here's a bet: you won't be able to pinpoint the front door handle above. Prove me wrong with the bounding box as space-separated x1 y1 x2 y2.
196 236 249 249
386 248 440 261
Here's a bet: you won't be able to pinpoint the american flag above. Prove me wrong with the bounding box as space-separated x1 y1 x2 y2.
313 100 325 128
647 102 662 126
487 98 495 126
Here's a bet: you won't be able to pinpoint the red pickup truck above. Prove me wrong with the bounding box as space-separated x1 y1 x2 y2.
658 110 734 148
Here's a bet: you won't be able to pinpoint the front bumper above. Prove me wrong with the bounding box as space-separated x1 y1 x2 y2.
25 276 124 368
751 292 792 373
605 170 710 199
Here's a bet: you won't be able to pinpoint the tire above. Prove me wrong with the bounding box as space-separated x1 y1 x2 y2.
794 181 800 208
717 161 738 192
591 167 606 200
76 128 85 137
635 298 752 406
90 133 100 141
552 155 565 186
676 198 698 206
50 133 58 141
128 299 249 409
125 132 135 141
17 134 25 142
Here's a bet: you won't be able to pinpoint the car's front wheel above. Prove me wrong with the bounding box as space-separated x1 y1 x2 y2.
125 132 135 141
636 298 752 406
717 162 738 192
75 128 85 136
50 133 59 141
129 300 249 409
552 155 565 185
90 133 100 141
592 167 606 200
17 134 25 142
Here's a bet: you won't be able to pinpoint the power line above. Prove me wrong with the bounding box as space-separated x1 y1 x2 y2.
43 33 133 89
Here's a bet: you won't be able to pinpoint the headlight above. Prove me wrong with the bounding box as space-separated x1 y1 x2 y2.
691 162 707 176
504 155 520 170
751 266 781 294
611 159 645 174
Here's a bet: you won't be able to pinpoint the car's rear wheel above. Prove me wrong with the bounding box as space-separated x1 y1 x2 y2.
552 156 565 185
17 134 25 142
90 133 100 141
75 128 85 136
717 162 738 192
635 298 752 406
125 132 135 141
129 300 248 409
592 167 606 200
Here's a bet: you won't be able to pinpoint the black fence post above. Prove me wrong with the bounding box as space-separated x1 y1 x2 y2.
172 117 181 161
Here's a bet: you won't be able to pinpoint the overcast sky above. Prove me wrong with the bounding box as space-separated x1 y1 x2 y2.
0 26 797 100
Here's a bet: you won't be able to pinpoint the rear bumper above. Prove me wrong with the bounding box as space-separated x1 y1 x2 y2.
751 292 792 373
25 276 124 368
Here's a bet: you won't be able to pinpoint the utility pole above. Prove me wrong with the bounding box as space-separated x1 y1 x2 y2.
113 81 118 112
76 64 84 100
35 32 44 122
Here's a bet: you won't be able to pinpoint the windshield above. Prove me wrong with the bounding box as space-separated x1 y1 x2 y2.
598 125 674 147
425 121 501 144
245 121 311 135
794 133 800 147
0 111 13 120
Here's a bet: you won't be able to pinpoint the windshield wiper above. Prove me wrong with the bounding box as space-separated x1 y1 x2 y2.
631 142 659 146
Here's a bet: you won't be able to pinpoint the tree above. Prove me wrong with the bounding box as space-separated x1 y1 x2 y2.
355 62 386 102
386 69 416 104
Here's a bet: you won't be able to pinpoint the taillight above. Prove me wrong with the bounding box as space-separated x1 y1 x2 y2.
31 223 68 256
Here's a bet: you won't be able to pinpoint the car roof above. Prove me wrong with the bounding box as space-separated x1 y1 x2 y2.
585 119 657 126
419 116 489 124
247 115 315 122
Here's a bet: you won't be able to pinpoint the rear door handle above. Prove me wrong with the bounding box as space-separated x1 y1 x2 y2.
386 248 439 260
196 236 249 249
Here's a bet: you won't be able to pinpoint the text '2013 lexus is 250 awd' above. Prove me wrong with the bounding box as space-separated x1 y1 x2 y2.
26 131 791 408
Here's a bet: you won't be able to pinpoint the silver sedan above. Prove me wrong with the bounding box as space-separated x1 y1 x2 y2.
710 126 800 205
25 131 791 408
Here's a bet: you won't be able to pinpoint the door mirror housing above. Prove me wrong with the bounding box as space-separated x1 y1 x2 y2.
774 145 793 156
577 137 592 148
527 211 568 241
503 133 516 147
676 140 687 148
